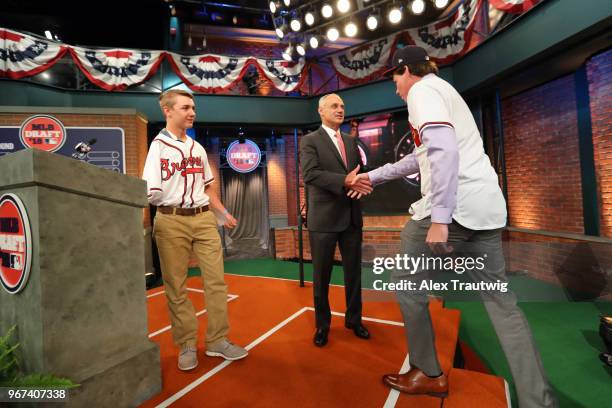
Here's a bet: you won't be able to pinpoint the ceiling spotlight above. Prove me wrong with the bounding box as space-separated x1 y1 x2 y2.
435 0 449 8
282 44 294 61
337 0 351 13
321 3 333 19
388 5 403 24
366 12 380 30
296 42 307 56
283 0 291 7
269 1 279 13
305 10 315 26
309 35 321 49
344 21 357 37
411 0 425 15
326 27 340 42
290 17 302 32
275 24 287 39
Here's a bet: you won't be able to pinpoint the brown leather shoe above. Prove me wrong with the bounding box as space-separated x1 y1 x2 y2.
382 368 448 397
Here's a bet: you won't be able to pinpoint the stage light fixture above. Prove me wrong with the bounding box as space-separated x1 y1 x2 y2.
435 0 449 8
321 3 333 18
326 27 340 42
344 21 357 37
309 35 321 49
283 0 291 7
269 1 279 14
305 10 315 26
282 44 294 61
296 42 307 56
411 0 425 15
290 17 302 32
366 12 380 30
275 23 287 39
337 0 351 13
388 5 403 24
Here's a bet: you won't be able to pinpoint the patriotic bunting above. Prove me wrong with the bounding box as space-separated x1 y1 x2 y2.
166 52 250 93
254 58 306 92
330 34 399 84
405 0 481 64
0 27 67 79
69 47 164 91
489 0 540 14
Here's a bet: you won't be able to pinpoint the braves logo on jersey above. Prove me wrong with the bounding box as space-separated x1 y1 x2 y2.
160 156 204 181
410 124 421 147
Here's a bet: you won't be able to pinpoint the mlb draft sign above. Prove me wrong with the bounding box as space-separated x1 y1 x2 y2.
19 115 67 152
0 194 32 294
226 139 261 173
0 115 126 173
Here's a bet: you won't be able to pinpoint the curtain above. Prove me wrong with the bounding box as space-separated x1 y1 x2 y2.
221 168 269 251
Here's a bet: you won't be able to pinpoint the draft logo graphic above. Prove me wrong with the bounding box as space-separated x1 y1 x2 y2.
19 115 67 152
0 194 32 294
226 139 261 173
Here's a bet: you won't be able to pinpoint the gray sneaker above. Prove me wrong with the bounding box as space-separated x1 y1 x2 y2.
205 339 248 361
178 344 198 371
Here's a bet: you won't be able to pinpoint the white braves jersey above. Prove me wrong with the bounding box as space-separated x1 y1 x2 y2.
407 74 507 230
142 129 214 208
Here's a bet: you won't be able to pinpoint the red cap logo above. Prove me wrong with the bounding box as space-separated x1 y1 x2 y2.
19 115 66 152
0 194 32 294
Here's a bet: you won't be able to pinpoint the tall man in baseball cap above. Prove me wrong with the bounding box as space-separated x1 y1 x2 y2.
348 46 557 407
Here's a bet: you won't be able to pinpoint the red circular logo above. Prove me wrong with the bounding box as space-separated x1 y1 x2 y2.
0 194 32 294
19 115 66 152
227 140 261 173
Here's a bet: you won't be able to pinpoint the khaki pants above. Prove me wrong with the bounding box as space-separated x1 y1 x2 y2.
153 210 229 347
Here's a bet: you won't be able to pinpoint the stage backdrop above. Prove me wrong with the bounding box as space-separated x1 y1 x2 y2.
0 118 126 173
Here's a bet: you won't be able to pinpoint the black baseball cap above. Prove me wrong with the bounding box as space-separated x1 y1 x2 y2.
382 46 430 77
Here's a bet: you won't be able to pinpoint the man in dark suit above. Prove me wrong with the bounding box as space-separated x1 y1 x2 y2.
299 93 373 347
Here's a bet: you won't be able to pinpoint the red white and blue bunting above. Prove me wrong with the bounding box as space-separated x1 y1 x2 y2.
254 58 306 92
406 0 481 65
330 34 399 84
0 28 67 79
166 52 251 93
69 47 164 91
489 0 540 14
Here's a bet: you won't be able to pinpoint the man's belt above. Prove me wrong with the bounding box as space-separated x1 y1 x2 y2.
157 205 209 216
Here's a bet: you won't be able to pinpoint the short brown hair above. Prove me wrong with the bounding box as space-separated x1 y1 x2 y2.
159 89 194 111
395 60 439 77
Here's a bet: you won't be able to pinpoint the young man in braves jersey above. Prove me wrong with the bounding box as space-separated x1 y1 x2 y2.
143 89 247 370
349 47 557 407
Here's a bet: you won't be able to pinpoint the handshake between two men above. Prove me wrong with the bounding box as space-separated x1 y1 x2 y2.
343 165 372 199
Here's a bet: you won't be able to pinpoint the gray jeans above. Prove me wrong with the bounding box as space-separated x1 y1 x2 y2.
393 218 557 408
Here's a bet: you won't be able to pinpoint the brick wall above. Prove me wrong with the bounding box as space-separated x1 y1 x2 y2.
267 140 288 217
284 134 299 226
274 216 410 262
502 74 585 234
587 48 612 238
505 229 612 300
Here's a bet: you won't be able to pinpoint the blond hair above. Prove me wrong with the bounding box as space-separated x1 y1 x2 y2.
159 89 194 111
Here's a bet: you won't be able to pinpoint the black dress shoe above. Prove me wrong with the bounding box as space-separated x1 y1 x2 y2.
345 323 370 339
313 328 329 347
